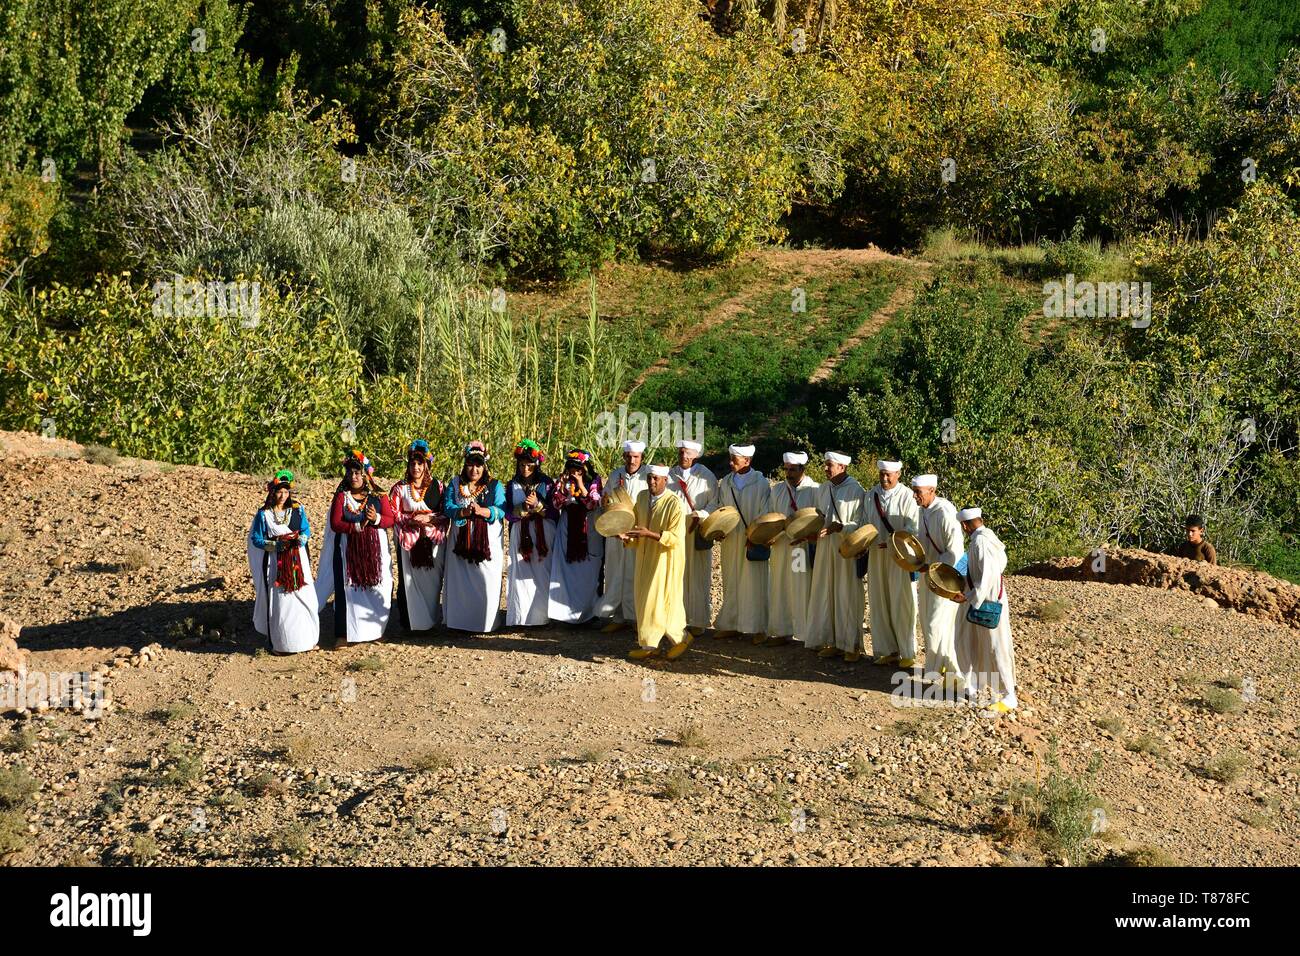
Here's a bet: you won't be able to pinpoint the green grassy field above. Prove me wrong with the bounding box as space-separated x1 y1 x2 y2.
627 261 901 469
509 255 771 384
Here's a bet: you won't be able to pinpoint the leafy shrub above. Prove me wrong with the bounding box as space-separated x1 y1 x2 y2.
0 765 38 809
992 742 1103 865
1204 749 1249 783
1041 223 1102 278
389 0 851 275
0 809 26 856
833 277 1032 469
1201 687 1243 715
0 274 361 476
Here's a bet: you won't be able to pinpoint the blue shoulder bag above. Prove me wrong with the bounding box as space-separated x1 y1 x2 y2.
964 565 1004 629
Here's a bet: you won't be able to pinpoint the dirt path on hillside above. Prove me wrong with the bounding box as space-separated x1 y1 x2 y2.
624 247 916 397
749 265 931 442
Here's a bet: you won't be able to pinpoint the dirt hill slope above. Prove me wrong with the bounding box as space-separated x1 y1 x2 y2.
0 431 1296 866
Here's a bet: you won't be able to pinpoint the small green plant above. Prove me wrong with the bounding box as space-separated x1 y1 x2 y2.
409 750 453 772
272 822 312 859
80 444 119 466
208 790 247 810
158 742 203 787
1201 687 1243 714
1094 715 1124 734
1239 808 1271 828
848 755 874 779
674 723 709 749
347 655 383 674
277 734 319 767
768 779 794 824
0 765 38 809
129 835 158 865
1124 735 1166 757
989 738 1103 865
0 809 28 855
150 701 196 724
1041 223 1102 279
579 748 607 764
1 725 36 753
95 783 126 817
662 770 696 800
245 773 287 798
886 719 923 738
1204 749 1249 784
1112 844 1181 867
119 546 151 573
1217 675 1243 690
914 787 944 811
1034 598 1072 622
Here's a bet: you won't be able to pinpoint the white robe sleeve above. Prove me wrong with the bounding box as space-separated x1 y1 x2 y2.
963 533 1006 609
939 506 964 566
830 483 861 533
899 489 920 535
697 470 717 514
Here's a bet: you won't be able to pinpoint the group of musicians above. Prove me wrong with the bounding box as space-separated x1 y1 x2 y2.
247 438 1018 713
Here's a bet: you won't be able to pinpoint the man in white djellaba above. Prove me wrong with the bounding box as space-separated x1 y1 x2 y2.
864 459 920 668
953 507 1018 714
805 451 867 661
712 443 770 641
766 451 819 646
910 474 964 685
596 439 648 632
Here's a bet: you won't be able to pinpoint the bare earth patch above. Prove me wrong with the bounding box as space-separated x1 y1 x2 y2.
0 431 1296 866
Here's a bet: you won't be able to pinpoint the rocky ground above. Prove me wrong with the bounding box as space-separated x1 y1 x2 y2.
0 429 1297 866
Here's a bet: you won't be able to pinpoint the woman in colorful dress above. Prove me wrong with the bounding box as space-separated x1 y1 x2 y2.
247 469 319 655
314 451 395 647
442 441 507 633
547 449 605 625
389 439 449 633
504 440 556 627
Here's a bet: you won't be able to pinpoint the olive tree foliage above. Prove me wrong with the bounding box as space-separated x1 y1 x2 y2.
94 100 367 278
828 0 1077 243
88 99 466 376
0 0 260 172
385 0 854 275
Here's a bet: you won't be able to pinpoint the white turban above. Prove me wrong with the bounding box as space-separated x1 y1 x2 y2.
622 440 646 454
728 444 755 458
877 459 903 472
676 439 702 454
957 507 982 522
783 452 808 466
647 464 670 477
825 451 851 466
911 474 938 489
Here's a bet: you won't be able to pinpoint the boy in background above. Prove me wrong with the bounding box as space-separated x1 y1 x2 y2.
1173 514 1217 565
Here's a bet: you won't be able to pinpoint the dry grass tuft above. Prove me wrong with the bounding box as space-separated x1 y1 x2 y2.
1203 749 1249 784
81 444 119 467
410 750 454 772
674 723 709 749
662 770 696 800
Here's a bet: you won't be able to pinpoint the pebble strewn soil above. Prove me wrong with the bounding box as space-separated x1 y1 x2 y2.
1 430 1297 866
